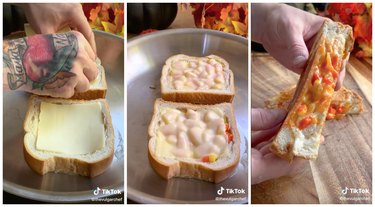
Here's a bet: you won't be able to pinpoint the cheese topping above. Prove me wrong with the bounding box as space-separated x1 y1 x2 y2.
168 57 227 90
36 102 106 155
287 39 343 130
155 107 233 162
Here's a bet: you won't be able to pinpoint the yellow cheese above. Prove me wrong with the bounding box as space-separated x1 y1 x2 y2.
24 24 71 36
36 102 105 155
155 131 175 158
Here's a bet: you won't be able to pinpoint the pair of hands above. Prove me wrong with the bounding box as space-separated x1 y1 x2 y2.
251 4 346 184
4 3 97 98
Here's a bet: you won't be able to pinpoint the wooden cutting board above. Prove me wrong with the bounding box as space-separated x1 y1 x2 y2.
251 52 372 204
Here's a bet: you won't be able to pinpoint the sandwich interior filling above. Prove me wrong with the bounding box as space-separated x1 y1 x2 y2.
155 107 233 163
168 57 228 91
36 101 106 155
287 38 343 133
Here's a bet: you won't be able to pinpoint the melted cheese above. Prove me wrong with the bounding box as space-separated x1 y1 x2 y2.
36 102 105 155
155 107 232 162
168 57 227 90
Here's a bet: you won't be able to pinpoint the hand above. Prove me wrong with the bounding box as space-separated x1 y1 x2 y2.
21 3 96 54
3 31 98 98
251 3 346 90
251 108 307 185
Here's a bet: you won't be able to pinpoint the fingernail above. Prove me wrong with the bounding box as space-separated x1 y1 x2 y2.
293 55 307 68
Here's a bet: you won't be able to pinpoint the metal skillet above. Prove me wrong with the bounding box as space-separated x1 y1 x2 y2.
3 30 124 203
127 28 248 204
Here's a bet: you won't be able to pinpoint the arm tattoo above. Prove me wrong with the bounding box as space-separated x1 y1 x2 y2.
4 33 78 90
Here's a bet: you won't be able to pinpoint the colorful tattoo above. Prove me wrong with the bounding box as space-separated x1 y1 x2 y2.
4 33 78 90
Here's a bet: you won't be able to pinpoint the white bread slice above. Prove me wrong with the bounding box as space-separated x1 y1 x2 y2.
265 85 364 119
23 95 114 177
24 24 107 100
161 54 235 104
270 20 354 162
148 99 240 183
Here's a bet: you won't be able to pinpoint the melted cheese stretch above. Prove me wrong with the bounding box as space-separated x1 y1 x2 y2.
36 102 105 155
155 107 231 161
168 57 227 90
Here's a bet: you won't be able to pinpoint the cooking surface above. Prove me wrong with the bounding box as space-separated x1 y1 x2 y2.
127 29 248 203
3 30 124 203
251 53 372 204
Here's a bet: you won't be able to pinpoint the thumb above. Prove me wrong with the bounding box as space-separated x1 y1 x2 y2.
251 108 287 131
286 34 310 73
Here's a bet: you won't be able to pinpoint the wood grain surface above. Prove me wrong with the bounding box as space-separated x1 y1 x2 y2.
251 52 372 204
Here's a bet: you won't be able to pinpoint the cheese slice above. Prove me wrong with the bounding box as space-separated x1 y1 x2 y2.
36 102 106 155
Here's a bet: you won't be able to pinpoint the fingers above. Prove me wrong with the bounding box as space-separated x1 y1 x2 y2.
251 124 281 147
70 9 97 54
74 71 90 92
81 56 98 81
252 148 306 185
251 108 287 131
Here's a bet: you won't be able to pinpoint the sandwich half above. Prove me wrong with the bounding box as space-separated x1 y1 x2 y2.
148 99 240 183
161 54 235 104
270 20 354 161
23 95 114 177
265 85 363 120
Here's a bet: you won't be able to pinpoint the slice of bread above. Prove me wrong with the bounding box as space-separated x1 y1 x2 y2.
265 85 364 120
70 58 107 100
148 99 240 183
161 54 235 104
270 20 354 162
23 95 114 177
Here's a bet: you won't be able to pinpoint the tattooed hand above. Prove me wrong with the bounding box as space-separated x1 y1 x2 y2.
3 31 98 98
21 3 96 53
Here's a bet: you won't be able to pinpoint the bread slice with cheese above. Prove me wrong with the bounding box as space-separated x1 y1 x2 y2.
270 20 354 161
148 99 240 183
23 95 114 177
161 54 235 104
265 85 364 120
24 24 107 100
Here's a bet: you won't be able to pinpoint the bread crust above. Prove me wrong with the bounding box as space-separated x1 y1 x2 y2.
70 89 107 100
23 95 114 177
148 99 240 183
270 20 354 162
161 54 235 104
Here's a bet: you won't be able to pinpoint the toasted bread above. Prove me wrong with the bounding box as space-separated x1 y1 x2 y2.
270 20 354 161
